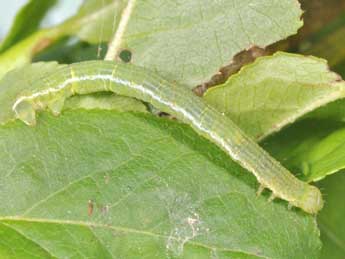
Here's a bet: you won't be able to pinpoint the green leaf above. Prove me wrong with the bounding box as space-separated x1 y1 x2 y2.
204 52 345 140
0 110 321 258
0 0 303 86
306 98 345 122
0 0 57 53
106 0 303 87
262 118 345 182
317 172 345 259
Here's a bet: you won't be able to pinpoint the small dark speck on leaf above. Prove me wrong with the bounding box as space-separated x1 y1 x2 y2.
88 200 94 216
119 49 132 63
158 112 176 120
100 205 110 214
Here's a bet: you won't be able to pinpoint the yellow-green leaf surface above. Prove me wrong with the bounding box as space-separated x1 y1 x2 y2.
0 110 320 259
204 52 345 140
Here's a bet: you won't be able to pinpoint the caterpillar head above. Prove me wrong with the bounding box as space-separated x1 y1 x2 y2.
298 185 323 214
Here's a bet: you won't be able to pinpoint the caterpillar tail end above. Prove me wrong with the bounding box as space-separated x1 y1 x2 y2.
13 100 37 126
296 185 324 214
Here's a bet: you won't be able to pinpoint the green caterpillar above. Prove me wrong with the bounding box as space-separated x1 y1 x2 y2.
12 60 323 214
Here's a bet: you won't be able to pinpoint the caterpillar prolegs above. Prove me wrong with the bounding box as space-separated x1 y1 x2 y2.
12 61 323 214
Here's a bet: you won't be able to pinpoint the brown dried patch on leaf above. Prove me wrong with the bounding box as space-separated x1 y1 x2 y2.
193 46 268 96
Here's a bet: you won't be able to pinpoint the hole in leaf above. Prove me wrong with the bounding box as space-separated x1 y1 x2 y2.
119 49 132 63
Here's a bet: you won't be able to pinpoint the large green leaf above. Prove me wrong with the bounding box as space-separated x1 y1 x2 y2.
317 172 345 259
0 0 57 53
105 0 303 87
305 98 345 122
0 110 320 258
204 52 345 140
0 0 303 86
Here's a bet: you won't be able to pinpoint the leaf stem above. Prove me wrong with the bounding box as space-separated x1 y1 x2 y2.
105 0 136 61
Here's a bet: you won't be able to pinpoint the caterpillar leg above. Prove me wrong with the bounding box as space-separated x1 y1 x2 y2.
256 184 265 196
288 203 293 210
13 100 36 126
48 96 66 116
268 193 276 202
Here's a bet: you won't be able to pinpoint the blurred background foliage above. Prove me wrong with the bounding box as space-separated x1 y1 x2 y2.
272 0 345 77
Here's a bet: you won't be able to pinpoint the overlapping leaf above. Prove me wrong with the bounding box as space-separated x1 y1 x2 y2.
204 52 345 140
